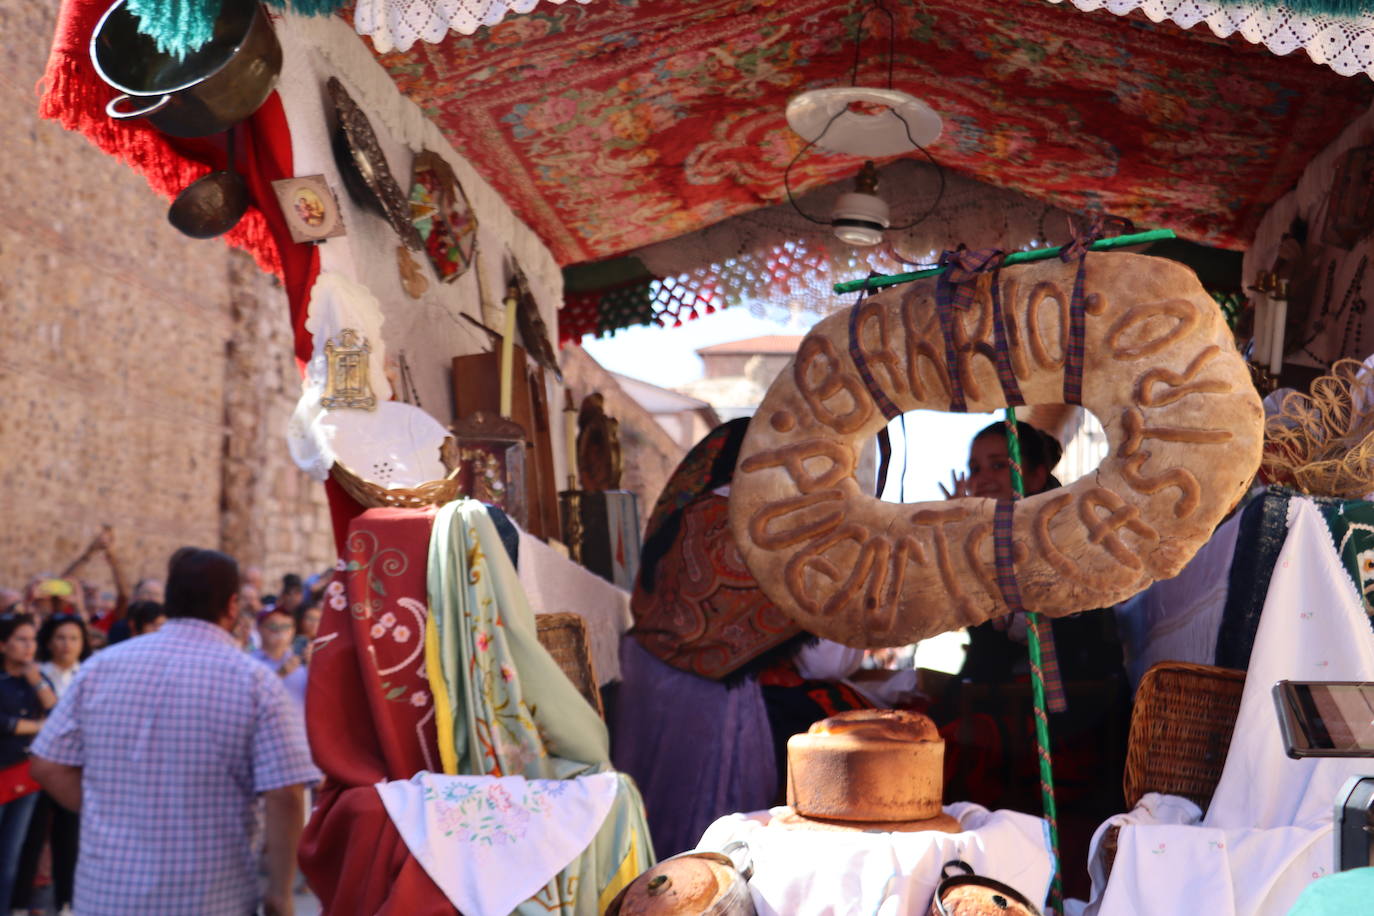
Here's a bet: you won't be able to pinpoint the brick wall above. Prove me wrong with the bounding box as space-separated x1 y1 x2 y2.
0 0 333 595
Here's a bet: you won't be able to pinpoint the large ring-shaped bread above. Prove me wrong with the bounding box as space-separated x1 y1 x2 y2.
728 253 1263 648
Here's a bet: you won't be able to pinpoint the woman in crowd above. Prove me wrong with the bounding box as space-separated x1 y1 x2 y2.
0 615 55 913
293 597 321 661
13 615 91 915
251 607 307 713
937 419 1130 899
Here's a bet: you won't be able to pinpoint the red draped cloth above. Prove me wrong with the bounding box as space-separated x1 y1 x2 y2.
41 0 320 364
299 508 455 914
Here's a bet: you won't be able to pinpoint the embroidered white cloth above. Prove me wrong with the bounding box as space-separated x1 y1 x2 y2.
1045 1 1374 79
516 527 632 685
696 803 1053 916
375 770 619 916
354 0 596 53
1088 498 1374 915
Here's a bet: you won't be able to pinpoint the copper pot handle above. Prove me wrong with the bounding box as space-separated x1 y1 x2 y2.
941 860 975 880
107 93 171 120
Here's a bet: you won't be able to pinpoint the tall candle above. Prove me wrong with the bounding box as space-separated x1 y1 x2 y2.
499 285 517 418
564 390 580 490
1251 289 1269 366
1269 293 1288 378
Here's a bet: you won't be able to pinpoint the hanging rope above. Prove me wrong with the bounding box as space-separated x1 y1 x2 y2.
1002 408 1064 915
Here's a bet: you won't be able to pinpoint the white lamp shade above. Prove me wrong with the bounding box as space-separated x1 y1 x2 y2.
787 87 942 157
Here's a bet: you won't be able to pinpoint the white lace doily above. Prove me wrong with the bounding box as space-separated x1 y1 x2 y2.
287 272 393 481
1046 1 1374 79
353 0 596 53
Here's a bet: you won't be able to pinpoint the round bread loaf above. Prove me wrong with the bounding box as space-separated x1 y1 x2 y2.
786 709 944 822
728 253 1264 647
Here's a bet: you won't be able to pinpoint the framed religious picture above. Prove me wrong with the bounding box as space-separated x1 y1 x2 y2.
271 175 347 244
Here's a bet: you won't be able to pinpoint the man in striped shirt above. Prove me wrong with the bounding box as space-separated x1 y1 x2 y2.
31 547 321 916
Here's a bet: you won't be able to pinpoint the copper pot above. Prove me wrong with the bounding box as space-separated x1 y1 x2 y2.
90 0 281 138
928 860 1043 916
605 842 755 916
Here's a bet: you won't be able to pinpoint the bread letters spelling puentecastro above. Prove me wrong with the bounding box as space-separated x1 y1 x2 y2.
728 253 1263 648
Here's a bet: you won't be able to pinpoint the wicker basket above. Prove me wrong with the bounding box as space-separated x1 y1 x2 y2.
535 612 604 719
1122 661 1246 809
330 461 463 510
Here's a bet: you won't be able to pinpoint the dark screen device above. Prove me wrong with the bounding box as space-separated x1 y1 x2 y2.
1273 680 1374 759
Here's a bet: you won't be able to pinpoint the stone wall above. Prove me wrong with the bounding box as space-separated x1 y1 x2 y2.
0 0 333 596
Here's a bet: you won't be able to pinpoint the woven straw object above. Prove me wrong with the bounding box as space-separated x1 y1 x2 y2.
535 613 604 719
330 462 463 510
1262 358 1374 499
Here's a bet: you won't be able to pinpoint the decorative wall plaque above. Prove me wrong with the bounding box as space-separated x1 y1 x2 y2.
321 328 377 410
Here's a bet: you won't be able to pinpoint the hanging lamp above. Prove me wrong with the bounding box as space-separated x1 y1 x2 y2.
783 0 946 247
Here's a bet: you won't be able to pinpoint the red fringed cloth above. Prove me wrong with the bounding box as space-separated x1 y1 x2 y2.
40 0 320 364
300 507 455 914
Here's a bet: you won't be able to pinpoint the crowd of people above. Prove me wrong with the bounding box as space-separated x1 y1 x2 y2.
0 533 327 915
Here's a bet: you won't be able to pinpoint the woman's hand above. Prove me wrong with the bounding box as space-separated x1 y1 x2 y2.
938 470 970 500
279 655 302 677
21 663 43 688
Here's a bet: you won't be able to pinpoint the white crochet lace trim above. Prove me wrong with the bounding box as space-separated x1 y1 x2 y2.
1046 0 1374 78
354 0 595 53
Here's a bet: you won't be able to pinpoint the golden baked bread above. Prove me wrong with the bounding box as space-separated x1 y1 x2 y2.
787 710 945 822
729 253 1264 647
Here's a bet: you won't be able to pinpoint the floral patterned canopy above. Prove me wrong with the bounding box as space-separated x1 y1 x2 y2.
370 0 1370 268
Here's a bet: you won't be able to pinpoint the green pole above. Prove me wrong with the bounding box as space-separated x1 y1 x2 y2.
1003 407 1064 915
831 228 1176 296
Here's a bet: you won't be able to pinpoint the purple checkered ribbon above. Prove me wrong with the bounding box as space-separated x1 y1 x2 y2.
1058 214 1133 406
993 500 1067 714
936 248 1006 413
848 292 902 422
936 248 1029 411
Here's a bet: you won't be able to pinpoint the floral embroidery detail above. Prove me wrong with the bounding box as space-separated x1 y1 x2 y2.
423 778 556 845
329 594 348 611
475 631 491 652
326 579 345 597
371 623 388 640
500 664 516 682
393 625 412 643
410 690 430 707
380 613 397 629
1151 843 1167 855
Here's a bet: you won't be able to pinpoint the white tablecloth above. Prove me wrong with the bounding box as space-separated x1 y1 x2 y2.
517 529 633 685
1089 497 1374 916
697 803 1053 916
